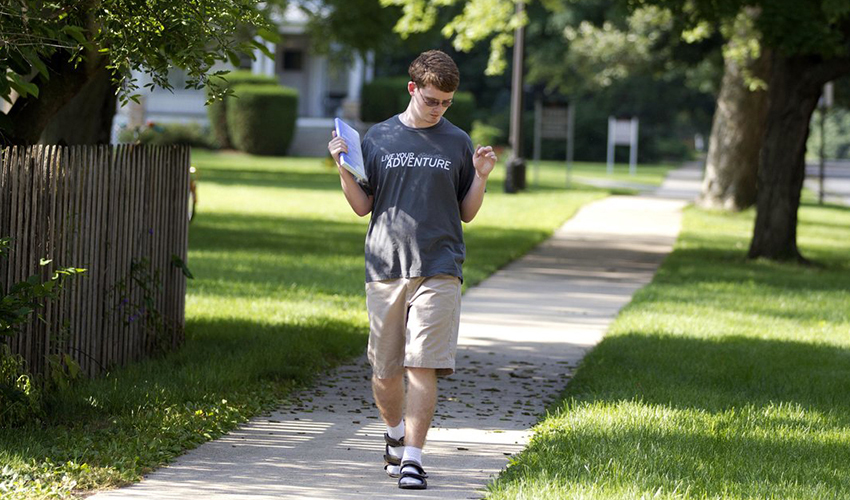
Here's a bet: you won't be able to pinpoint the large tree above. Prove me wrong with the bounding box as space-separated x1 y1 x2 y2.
0 0 283 146
697 8 770 211
670 0 850 261
383 0 850 262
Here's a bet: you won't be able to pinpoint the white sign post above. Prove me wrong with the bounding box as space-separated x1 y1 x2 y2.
607 116 639 175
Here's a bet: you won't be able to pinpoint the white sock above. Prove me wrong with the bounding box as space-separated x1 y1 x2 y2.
387 420 405 441
386 421 405 464
399 446 424 486
402 446 422 465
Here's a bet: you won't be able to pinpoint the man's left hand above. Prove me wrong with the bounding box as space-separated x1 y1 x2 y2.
473 145 497 179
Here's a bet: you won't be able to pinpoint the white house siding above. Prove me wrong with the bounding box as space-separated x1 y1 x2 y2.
113 4 373 156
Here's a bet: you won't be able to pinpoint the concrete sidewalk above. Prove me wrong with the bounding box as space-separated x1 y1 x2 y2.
90 164 702 500
805 161 850 206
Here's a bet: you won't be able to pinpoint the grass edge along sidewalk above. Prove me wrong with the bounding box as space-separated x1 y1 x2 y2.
0 154 671 499
486 200 850 500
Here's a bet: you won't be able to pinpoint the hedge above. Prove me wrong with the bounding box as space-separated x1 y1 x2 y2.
360 77 410 123
118 121 215 148
206 71 279 149
227 84 299 156
444 91 475 133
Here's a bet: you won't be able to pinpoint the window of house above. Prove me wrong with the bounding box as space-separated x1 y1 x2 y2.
281 49 304 71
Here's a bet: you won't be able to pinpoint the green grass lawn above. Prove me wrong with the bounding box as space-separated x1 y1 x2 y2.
487 200 850 499
530 159 678 190
0 150 629 498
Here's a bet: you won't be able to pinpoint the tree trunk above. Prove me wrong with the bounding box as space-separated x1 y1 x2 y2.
3 51 107 146
698 10 770 211
39 65 118 145
748 53 850 262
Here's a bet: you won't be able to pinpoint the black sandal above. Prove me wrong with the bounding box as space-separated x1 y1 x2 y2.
383 433 404 477
398 460 427 490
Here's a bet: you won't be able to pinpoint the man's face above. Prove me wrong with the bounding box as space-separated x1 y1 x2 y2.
409 83 454 125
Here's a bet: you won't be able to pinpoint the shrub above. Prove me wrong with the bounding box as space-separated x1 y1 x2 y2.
360 77 410 122
0 237 85 427
206 71 279 149
807 106 850 160
444 91 475 133
117 121 215 148
0 344 42 427
470 120 504 148
227 84 299 156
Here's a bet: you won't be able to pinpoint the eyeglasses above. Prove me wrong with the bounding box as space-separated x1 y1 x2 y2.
415 87 453 108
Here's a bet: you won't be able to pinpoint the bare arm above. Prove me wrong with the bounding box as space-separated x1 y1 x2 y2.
328 131 373 216
460 145 497 223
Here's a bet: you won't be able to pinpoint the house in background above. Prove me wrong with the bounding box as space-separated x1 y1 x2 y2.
114 5 374 156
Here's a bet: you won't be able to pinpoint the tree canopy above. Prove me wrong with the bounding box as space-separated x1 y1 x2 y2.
0 0 284 144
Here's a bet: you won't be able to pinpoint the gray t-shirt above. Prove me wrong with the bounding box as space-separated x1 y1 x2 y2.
358 115 475 283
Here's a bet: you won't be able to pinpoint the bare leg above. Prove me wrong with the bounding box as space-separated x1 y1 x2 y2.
373 372 404 427
404 367 437 449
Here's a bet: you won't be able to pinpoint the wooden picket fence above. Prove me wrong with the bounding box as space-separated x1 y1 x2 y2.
0 144 190 378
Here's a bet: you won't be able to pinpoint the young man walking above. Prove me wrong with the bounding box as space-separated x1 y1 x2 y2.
328 50 496 490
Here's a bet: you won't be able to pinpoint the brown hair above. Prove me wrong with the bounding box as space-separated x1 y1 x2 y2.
408 50 460 92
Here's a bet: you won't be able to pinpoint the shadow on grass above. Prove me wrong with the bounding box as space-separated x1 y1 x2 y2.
188 213 554 299
572 333 850 419
659 243 850 292
37 316 367 426
190 211 366 255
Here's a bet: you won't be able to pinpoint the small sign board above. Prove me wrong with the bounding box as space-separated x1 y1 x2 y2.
541 106 569 139
607 116 639 175
532 100 575 187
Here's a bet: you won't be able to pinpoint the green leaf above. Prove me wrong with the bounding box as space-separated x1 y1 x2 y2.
249 39 274 60
171 255 194 280
61 25 89 46
15 307 33 317
64 353 81 379
21 48 49 79
8 73 39 99
0 77 11 102
257 28 282 44
226 49 241 67
7 50 33 76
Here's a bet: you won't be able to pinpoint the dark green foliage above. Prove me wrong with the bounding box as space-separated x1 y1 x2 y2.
0 237 85 427
360 77 411 122
470 120 505 148
0 239 86 337
226 84 299 156
0 345 42 427
808 106 850 160
206 71 279 149
444 91 476 133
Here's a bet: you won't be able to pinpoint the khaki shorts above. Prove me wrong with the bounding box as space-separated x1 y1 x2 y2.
365 275 462 379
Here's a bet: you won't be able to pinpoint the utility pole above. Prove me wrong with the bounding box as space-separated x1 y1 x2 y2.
505 0 526 193
819 82 833 205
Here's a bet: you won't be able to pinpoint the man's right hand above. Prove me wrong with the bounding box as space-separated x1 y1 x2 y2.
328 130 348 169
